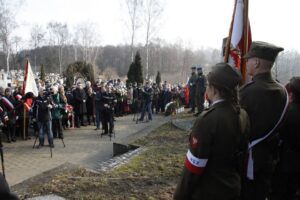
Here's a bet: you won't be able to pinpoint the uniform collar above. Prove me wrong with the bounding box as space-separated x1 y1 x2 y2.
211 99 225 107
253 72 275 82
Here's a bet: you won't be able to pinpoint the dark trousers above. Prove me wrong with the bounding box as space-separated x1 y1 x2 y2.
196 95 205 113
74 113 84 127
52 119 63 139
102 109 114 134
3 123 16 142
241 171 272 200
87 114 95 125
95 108 102 129
140 102 152 121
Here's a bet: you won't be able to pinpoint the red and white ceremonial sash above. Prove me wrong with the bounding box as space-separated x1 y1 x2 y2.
1 96 14 111
185 150 208 175
246 87 289 180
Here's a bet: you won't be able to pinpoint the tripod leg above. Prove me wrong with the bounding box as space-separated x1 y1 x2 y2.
32 135 38 149
50 146 53 158
0 148 5 178
61 139 66 147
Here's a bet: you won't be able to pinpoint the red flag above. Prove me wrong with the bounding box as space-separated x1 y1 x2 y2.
225 0 252 83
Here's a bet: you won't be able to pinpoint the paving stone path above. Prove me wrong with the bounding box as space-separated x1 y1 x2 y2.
2 114 170 187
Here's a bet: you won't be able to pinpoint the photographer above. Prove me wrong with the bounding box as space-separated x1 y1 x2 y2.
32 88 54 147
50 86 65 139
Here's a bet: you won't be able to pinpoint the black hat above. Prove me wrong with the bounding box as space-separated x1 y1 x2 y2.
207 62 241 90
290 77 300 94
191 66 196 70
243 41 284 62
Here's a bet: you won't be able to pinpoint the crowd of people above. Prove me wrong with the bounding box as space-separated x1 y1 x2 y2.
0 76 191 148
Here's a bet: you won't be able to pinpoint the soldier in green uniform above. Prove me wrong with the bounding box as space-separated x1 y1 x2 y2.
239 41 288 200
188 66 198 113
194 66 207 116
174 63 250 200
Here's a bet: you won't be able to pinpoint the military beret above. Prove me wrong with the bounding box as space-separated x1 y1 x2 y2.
243 41 284 62
207 62 241 90
289 77 300 94
197 66 202 71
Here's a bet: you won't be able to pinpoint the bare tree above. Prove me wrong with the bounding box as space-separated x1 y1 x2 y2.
0 0 17 72
143 0 164 79
47 22 69 74
30 24 45 72
10 36 22 70
74 21 101 65
102 67 118 80
125 0 143 62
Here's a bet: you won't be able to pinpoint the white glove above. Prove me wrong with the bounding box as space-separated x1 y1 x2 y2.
4 116 9 121
32 118 36 122
48 104 53 109
83 100 86 103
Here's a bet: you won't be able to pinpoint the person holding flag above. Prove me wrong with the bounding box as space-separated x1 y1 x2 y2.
239 41 288 200
20 60 38 140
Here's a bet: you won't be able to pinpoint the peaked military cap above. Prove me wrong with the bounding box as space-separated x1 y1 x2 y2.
207 62 241 90
243 41 284 62
290 77 300 94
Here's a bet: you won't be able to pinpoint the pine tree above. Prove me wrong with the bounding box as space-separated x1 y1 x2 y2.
40 64 45 81
156 71 161 85
127 62 136 84
134 51 143 84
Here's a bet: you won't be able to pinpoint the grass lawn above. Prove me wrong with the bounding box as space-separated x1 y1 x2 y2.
22 122 189 200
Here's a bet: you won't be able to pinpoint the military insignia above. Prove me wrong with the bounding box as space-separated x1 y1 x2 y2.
185 150 208 175
190 136 199 148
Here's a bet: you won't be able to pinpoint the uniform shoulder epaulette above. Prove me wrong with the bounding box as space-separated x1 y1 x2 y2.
199 107 215 118
240 80 255 91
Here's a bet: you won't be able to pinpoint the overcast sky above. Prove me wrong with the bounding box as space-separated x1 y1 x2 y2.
14 0 300 51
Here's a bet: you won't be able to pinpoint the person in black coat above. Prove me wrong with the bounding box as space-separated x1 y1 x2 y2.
72 83 87 128
240 41 288 200
1 88 17 143
0 175 19 200
86 86 95 126
271 77 300 200
139 81 153 121
101 84 116 135
32 88 54 147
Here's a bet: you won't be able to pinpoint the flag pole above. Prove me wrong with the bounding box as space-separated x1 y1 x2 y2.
224 0 238 63
241 0 249 84
23 59 29 140
23 105 26 140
